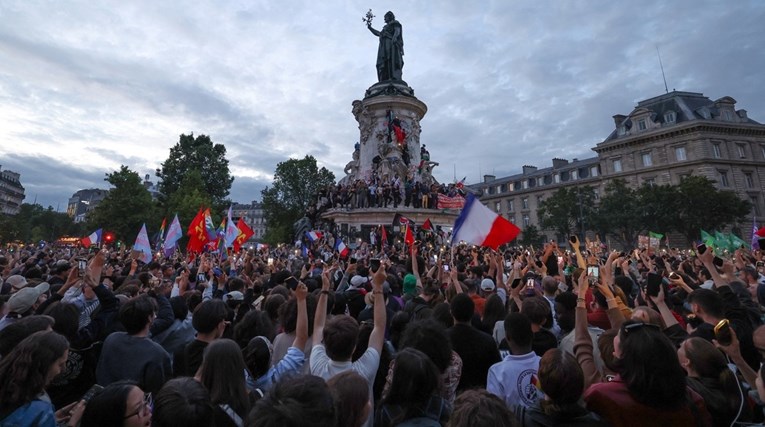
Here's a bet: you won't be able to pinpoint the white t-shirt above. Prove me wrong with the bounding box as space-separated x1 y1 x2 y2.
310 344 380 427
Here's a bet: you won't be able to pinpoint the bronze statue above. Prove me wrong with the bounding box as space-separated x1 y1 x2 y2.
367 11 404 82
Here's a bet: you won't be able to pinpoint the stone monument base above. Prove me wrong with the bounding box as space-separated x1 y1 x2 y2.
322 207 459 241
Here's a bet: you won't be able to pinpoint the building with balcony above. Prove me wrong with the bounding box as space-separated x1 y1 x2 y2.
0 166 25 215
472 91 765 242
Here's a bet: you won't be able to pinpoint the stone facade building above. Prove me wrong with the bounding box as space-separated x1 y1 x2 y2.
67 189 109 223
472 91 765 242
231 201 267 243
0 166 25 215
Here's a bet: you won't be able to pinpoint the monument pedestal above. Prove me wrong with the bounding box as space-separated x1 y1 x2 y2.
323 79 456 240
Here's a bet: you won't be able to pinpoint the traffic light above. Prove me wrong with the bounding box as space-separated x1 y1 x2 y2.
104 232 115 244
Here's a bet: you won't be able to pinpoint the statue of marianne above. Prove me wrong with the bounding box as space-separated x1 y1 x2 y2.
367 11 404 82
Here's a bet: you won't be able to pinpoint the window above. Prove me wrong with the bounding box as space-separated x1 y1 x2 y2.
638 119 647 130
761 146 765 159
594 189 600 200
675 147 687 161
724 110 734 121
507 213 515 223
613 159 622 172
522 197 529 210
745 173 754 188
664 111 676 123
712 144 722 159
522 181 528 190
495 202 501 213
752 197 761 216
554 174 560 183
507 199 514 212
487 186 495 195
523 214 530 227
571 170 578 180
496 185 502 194
642 152 653 167
618 126 626 136
537 196 544 206
737 144 746 159
719 171 729 187
644 178 656 187
590 166 599 177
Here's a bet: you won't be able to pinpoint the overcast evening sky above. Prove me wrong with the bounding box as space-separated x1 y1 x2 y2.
1 1 764 210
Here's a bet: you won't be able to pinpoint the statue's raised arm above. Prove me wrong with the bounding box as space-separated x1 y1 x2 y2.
367 11 404 82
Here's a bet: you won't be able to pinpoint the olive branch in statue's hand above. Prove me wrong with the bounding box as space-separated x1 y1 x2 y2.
363 9 375 26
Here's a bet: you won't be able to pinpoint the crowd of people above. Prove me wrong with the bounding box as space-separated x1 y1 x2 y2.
1 234 765 426
315 177 464 212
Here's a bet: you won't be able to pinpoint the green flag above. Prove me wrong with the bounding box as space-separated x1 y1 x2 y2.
729 233 747 250
648 231 664 239
700 230 715 247
714 231 732 253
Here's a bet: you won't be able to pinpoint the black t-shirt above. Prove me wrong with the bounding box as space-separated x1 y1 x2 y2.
174 339 208 377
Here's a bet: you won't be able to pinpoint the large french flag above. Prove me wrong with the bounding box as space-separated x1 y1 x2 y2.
335 237 349 258
81 229 102 247
451 194 520 249
306 230 324 242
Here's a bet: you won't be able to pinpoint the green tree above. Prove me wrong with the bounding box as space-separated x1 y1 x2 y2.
261 156 335 244
163 170 213 249
538 186 597 238
635 183 679 239
519 224 543 247
594 179 644 249
671 176 751 244
88 166 156 243
156 133 234 211
0 204 83 243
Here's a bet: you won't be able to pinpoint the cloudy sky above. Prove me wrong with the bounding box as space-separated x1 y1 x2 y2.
2 1 764 210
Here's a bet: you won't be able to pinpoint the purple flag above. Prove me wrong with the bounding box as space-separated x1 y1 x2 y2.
163 214 183 257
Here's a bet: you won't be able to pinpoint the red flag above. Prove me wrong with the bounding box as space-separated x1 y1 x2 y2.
186 207 208 253
422 218 433 231
381 225 388 246
233 218 255 252
404 223 415 247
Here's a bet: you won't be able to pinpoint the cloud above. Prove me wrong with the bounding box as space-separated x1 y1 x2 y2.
0 0 763 209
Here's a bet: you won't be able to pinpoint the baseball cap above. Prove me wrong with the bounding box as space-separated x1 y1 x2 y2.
227 291 245 301
350 275 369 287
8 282 50 314
480 278 496 292
6 275 27 291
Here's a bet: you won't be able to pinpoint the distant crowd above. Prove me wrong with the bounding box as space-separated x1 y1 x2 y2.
1 235 765 426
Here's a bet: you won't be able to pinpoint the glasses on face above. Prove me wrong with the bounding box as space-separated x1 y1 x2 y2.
622 322 660 336
124 393 152 419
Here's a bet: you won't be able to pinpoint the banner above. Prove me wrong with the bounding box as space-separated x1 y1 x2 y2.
437 193 465 209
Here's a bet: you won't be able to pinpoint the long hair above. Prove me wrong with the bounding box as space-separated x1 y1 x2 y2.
198 338 249 419
0 331 69 415
382 348 440 422
616 320 687 409
683 337 742 419
481 294 507 331
327 370 370 427
80 381 137 427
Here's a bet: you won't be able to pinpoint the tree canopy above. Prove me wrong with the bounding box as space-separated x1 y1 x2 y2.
88 165 156 243
156 133 234 211
261 156 335 243
0 204 83 243
537 186 597 239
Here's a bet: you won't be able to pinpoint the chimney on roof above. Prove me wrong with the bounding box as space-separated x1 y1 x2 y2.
572 158 578 162
552 158 569 169
522 165 537 175
613 114 627 128
483 174 495 183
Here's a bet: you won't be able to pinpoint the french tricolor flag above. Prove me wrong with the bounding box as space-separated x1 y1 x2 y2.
306 230 324 242
81 229 102 247
451 194 520 249
335 237 349 258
